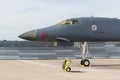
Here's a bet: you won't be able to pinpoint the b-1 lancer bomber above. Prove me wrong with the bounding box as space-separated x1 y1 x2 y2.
19 17 120 68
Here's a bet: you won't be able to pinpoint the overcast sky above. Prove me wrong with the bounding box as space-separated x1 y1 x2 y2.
0 0 120 40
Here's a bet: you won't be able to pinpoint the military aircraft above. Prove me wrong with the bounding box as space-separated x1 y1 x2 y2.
19 17 120 67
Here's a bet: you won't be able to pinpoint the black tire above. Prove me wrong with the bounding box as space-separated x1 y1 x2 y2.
66 67 71 72
80 59 90 67
83 59 90 67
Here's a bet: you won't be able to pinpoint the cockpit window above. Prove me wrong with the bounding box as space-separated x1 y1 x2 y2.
58 19 78 25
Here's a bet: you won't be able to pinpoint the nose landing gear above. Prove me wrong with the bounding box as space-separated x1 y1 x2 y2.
77 42 91 67
62 42 90 72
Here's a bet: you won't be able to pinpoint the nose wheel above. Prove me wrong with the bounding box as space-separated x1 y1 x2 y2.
76 42 91 67
81 59 90 67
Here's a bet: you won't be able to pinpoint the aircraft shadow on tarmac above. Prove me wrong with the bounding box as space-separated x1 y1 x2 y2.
70 71 85 73
70 64 120 73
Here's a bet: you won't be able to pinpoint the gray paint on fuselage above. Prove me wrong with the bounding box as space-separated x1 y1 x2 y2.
30 17 120 42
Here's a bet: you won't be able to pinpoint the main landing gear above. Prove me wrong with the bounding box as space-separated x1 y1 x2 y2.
79 42 90 67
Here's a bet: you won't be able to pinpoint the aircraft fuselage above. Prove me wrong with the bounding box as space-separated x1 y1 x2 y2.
19 17 120 42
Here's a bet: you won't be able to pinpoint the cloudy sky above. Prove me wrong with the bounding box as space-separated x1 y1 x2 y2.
0 0 120 40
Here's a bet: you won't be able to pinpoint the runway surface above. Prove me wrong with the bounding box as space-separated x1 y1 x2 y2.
0 59 120 80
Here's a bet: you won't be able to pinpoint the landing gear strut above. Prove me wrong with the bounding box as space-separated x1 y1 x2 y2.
79 42 90 67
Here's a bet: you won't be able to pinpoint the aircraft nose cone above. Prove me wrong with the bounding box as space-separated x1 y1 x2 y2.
19 30 37 41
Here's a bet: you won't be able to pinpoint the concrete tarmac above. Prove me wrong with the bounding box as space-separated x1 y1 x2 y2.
0 59 120 80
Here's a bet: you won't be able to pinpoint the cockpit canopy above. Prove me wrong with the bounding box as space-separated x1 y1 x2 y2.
58 19 78 25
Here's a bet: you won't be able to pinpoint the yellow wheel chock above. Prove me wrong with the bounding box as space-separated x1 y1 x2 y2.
62 59 72 72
